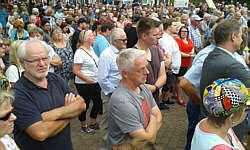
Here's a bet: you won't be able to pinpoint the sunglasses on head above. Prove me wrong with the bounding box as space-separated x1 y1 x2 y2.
0 111 12 121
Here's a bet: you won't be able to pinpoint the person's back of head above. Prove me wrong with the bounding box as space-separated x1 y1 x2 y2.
213 18 242 46
100 20 115 33
203 78 249 128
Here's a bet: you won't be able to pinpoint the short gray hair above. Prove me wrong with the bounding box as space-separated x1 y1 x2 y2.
181 14 189 19
17 39 50 61
110 28 125 45
116 48 146 72
203 13 210 19
29 26 43 36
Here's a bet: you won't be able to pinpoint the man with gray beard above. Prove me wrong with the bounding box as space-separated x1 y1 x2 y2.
12 40 86 150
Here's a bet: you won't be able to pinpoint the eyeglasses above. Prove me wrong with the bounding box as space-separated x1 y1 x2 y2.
0 111 13 121
117 39 127 42
24 57 49 64
181 31 188 33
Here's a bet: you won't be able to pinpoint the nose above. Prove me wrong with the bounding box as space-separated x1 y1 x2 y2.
38 59 46 66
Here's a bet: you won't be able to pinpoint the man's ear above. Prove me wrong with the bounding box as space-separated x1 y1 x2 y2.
141 33 147 41
121 70 128 79
231 32 236 42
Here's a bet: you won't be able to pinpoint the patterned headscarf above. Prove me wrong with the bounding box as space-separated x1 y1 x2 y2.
203 78 249 117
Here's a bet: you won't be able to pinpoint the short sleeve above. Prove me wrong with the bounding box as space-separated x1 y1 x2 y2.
5 65 19 83
110 96 142 133
74 49 84 64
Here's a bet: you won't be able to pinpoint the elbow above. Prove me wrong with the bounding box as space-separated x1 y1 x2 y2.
30 131 48 142
179 77 187 89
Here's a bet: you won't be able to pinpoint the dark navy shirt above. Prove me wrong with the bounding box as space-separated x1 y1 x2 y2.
12 72 74 150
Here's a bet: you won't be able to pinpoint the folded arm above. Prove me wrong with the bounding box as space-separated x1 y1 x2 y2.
25 119 70 142
41 94 86 121
129 115 158 143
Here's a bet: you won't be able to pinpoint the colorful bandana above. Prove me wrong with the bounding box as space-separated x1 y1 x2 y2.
203 78 249 117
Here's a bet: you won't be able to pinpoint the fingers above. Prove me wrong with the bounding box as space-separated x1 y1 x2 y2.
65 93 76 106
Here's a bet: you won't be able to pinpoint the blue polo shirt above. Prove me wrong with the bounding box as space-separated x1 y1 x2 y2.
12 72 74 150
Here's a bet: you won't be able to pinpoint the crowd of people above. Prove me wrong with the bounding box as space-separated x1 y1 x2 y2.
0 0 249 150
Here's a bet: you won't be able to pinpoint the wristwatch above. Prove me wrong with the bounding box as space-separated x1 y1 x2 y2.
154 84 159 91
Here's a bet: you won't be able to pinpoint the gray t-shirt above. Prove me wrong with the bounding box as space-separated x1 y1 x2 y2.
107 84 157 150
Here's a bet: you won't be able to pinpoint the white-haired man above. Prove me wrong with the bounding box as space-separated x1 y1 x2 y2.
12 40 86 150
98 28 126 150
107 49 162 150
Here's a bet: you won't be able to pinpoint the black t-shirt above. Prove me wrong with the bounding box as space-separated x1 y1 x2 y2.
125 26 138 48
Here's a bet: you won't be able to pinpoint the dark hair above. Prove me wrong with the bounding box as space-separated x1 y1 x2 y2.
136 17 159 38
41 19 50 27
163 18 176 30
101 21 115 33
214 19 242 45
178 26 189 39
60 22 68 30
207 115 230 128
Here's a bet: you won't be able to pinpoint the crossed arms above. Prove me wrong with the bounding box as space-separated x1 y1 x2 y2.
129 106 162 143
26 93 86 141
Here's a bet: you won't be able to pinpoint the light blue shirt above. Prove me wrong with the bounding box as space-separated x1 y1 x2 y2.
93 34 110 57
98 45 122 95
184 44 215 94
184 45 249 94
191 119 241 150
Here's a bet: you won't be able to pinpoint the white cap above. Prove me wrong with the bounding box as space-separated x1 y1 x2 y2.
190 15 203 21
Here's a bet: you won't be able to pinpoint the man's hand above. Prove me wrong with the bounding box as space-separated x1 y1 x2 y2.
65 93 76 106
164 52 172 69
146 84 156 93
50 55 62 66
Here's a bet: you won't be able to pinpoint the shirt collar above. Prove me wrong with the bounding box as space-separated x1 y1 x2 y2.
110 45 120 54
216 46 236 59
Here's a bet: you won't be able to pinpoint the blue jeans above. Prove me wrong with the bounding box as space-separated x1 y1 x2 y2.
185 100 200 150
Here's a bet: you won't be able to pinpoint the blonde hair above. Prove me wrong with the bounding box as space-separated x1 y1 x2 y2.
0 91 14 106
51 27 65 44
27 23 37 32
77 30 92 47
9 40 23 70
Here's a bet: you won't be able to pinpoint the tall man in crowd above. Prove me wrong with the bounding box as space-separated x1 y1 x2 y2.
200 19 250 141
159 18 182 106
71 18 88 53
98 28 126 150
108 49 162 150
12 40 86 150
134 17 166 106
188 15 203 53
94 21 115 57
